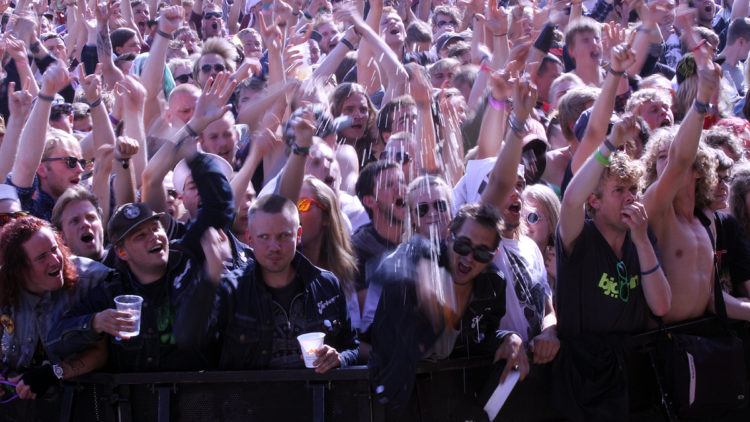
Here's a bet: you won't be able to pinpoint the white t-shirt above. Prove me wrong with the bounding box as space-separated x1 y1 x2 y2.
495 235 551 343
451 158 496 215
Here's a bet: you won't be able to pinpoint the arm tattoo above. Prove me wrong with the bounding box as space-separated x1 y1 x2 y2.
96 24 113 64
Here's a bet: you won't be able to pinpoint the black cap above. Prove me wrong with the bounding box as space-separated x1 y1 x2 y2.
107 203 164 245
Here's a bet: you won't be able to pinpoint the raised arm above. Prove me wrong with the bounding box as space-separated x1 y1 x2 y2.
141 6 183 101
95 1 125 89
258 13 285 87
406 64 440 173
570 42 635 174
480 72 537 209
11 64 70 189
0 80 33 181
643 41 720 217
4 35 39 97
116 76 149 188
356 0 383 96
277 107 315 202
475 64 512 160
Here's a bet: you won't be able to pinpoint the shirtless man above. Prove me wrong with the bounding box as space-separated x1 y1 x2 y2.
643 40 721 324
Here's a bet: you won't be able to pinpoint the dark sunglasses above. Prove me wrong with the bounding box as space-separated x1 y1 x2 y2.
379 151 411 164
203 11 222 19
298 197 327 213
437 20 457 27
450 232 496 264
174 74 192 84
0 211 29 226
525 211 543 225
200 63 226 73
42 156 89 169
415 200 448 218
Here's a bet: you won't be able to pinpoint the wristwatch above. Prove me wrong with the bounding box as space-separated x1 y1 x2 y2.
292 144 310 156
52 364 64 380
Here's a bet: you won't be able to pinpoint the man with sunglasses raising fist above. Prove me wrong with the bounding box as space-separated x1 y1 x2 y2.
5 64 84 221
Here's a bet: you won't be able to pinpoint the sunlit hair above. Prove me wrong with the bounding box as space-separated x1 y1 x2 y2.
558 88 598 141
0 217 77 308
731 165 750 239
192 37 238 80
625 88 673 114
588 152 643 217
302 176 358 295
329 83 377 129
641 129 717 209
564 17 601 53
51 186 102 232
674 74 698 122
449 203 503 250
703 126 743 161
406 175 453 238
42 129 80 160
522 184 560 247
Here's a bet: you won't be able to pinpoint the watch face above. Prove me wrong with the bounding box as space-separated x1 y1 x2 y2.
53 365 64 379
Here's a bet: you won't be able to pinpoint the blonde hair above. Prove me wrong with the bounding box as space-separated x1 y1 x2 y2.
303 176 358 295
192 37 238 80
588 152 644 216
523 184 560 247
558 87 599 141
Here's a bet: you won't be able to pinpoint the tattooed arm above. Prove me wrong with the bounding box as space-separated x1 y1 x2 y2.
95 9 125 89
60 338 108 379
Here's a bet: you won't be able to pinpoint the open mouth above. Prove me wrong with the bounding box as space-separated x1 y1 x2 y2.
457 262 471 275
81 233 94 243
395 198 406 207
390 28 399 35
212 22 218 30
508 204 521 213
48 269 61 277
148 245 164 254
70 177 81 185
660 119 671 127
323 176 335 186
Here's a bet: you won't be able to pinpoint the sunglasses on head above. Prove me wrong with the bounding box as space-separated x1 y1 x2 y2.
415 200 449 218
203 11 222 19
0 211 29 227
42 156 89 169
450 232 496 264
525 211 543 225
174 74 192 84
200 63 226 73
379 151 411 164
298 197 327 213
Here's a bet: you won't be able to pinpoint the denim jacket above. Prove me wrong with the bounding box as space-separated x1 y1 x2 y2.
1 257 112 373
175 252 359 370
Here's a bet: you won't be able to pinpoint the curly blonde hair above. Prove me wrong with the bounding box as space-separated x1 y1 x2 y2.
586 152 644 217
731 164 750 239
640 127 717 209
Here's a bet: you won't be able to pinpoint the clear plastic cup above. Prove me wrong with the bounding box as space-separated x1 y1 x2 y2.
297 332 325 368
114 295 143 338
289 42 312 81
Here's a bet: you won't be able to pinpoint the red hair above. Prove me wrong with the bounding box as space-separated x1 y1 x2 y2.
0 216 77 308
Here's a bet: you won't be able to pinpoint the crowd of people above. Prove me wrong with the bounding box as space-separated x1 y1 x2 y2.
1 0 750 418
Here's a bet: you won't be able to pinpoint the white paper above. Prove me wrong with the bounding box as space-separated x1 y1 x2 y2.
483 369 520 421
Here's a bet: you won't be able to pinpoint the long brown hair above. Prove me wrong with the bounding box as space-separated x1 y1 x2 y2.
0 217 77 308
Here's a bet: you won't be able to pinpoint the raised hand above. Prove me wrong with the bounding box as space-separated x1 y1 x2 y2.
189 71 237 132
79 63 103 102
258 12 282 54
407 65 433 106
485 2 509 36
115 135 140 160
512 73 537 122
8 79 34 119
694 40 721 104
621 201 649 238
488 68 513 101
158 5 183 35
116 76 147 112
609 113 641 148
4 34 28 63
40 62 71 96
610 42 636 73
201 227 229 285
292 107 316 148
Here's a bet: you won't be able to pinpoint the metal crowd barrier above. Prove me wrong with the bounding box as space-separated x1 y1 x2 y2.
4 317 750 422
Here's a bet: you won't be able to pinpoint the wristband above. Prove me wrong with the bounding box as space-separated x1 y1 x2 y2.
185 123 199 138
608 67 626 77
156 29 174 40
340 38 355 51
89 97 102 108
508 114 527 137
641 263 661 276
603 138 616 152
292 144 310 156
37 93 55 102
690 38 708 53
303 11 313 20
487 94 507 111
494 32 508 37
693 100 709 115
480 63 494 73
30 41 41 53
594 149 611 166
116 158 130 169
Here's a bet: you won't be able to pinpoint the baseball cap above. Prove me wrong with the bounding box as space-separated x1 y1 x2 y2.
435 32 464 53
107 203 165 245
0 184 20 205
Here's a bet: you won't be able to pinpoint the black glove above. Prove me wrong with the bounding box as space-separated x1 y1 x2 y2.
20 364 58 396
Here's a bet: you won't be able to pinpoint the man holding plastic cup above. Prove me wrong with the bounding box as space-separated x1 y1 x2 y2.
48 74 237 372
176 194 359 373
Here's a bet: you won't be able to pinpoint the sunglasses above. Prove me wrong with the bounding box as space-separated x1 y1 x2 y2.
0 211 29 226
42 156 89 169
450 232 496 264
298 197 327 213
415 200 449 218
50 104 73 120
203 11 222 19
174 74 192 84
437 20 457 27
379 151 411 164
524 211 543 225
200 63 226 73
